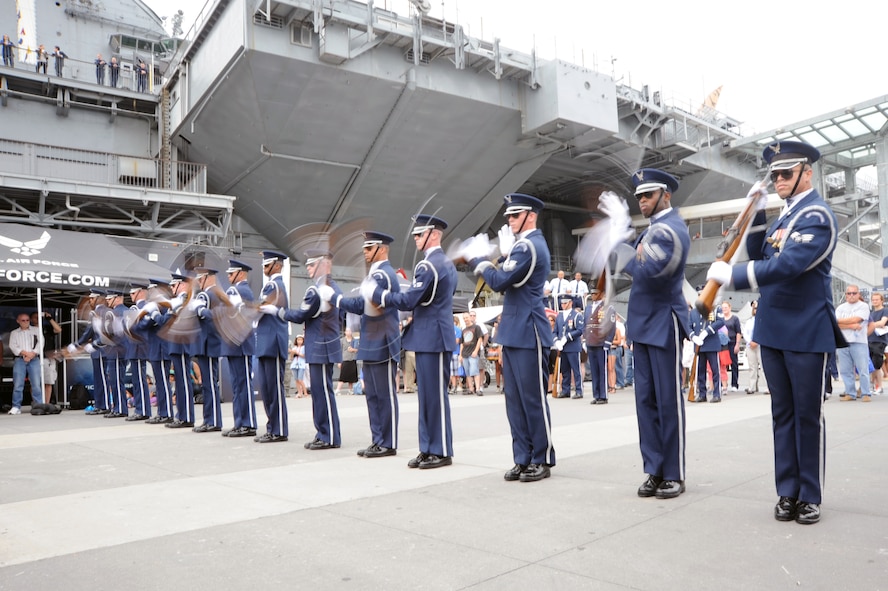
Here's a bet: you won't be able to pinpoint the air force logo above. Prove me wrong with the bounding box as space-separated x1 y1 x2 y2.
0 231 51 256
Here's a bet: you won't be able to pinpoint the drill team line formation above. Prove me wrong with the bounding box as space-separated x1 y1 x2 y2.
59 140 838 524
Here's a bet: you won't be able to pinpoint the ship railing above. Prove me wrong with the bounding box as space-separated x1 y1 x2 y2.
0 138 207 193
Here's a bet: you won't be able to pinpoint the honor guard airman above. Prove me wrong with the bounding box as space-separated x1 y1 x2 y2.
221 260 258 438
69 288 111 414
333 232 402 458
142 278 175 424
270 249 344 449
103 289 129 418
461 193 555 482
368 214 458 469
124 283 152 421
689 300 725 403
584 288 616 404
554 295 585 398
705 140 843 524
254 251 290 443
163 272 198 429
192 268 225 433
610 168 690 499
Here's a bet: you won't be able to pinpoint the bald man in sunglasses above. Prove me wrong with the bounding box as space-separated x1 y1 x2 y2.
706 140 844 525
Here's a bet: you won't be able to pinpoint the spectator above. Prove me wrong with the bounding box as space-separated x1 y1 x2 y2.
449 316 461 393
835 284 871 401
9 313 43 414
2 34 14 67
35 44 48 74
459 311 484 395
109 56 120 88
137 58 148 92
338 328 359 394
488 316 503 392
720 302 742 391
741 300 769 395
607 319 624 393
94 53 106 85
30 311 61 403
290 335 307 398
52 46 67 77
570 272 589 298
545 270 568 309
869 292 888 395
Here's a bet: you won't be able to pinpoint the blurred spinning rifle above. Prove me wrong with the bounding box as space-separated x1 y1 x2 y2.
687 345 699 402
695 178 771 316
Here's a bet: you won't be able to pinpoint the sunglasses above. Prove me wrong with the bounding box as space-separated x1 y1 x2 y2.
846 291 859 295
506 211 525 219
635 191 658 201
769 168 799 182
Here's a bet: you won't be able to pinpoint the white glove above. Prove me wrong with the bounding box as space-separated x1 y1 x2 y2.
706 261 733 286
228 293 242 307
142 302 159 316
259 304 279 316
318 284 335 302
554 338 566 351
459 234 497 264
170 293 186 312
691 333 705 347
84 343 95 354
598 191 634 250
67 343 77 354
746 181 769 211
498 224 515 256
360 279 377 302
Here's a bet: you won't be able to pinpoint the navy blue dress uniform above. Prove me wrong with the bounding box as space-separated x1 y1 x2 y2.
688 306 725 402
338 232 402 457
584 290 616 404
708 140 843 524
255 251 290 443
372 215 458 469
124 284 152 421
554 296 584 398
621 169 690 499
469 193 555 482
163 272 198 429
221 260 258 437
191 268 225 432
73 288 111 413
278 249 343 449
142 279 175 424
103 290 130 418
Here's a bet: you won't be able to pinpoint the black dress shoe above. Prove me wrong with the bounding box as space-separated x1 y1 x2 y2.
655 480 685 499
556 393 570 398
694 397 707 403
571 394 583 399
307 439 339 450
774 496 798 521
87 408 110 415
125 414 149 422
637 475 663 497
591 399 609 405
418 454 452 469
254 433 288 443
519 463 551 482
357 443 378 457
504 464 528 481
408 452 428 469
104 411 127 418
193 423 221 433
364 445 396 458
710 397 722 403
795 501 820 524
146 416 171 424
165 419 194 429
226 426 256 438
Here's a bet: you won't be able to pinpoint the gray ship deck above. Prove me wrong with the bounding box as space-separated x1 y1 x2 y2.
1 380 885 589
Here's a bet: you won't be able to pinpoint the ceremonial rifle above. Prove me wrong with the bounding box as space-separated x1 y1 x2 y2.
695 179 771 316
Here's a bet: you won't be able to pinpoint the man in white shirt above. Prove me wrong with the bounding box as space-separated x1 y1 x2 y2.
835 284 871 401
741 301 769 395
570 273 589 299
9 313 44 414
545 270 567 309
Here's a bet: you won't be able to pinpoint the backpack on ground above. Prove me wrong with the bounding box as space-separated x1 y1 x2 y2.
69 384 90 410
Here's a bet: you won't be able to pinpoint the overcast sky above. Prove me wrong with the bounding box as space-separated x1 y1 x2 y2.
145 0 886 134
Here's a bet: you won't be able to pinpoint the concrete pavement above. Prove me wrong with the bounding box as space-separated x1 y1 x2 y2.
1 382 886 590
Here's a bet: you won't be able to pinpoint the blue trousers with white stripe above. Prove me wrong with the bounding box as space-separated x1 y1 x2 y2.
150 359 173 418
416 351 452 458
257 355 287 437
226 355 256 430
632 316 685 482
195 355 222 427
502 346 555 466
363 359 398 449
761 347 827 504
309 363 340 446
170 353 195 424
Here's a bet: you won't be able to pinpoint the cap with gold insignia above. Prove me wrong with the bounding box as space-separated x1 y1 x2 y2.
411 214 448 234
631 168 679 195
361 231 394 249
193 267 218 278
503 193 544 216
129 283 148 294
762 140 820 171
88 288 105 298
147 278 170 289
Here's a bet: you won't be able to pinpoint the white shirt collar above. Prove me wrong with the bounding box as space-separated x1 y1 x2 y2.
650 206 673 223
